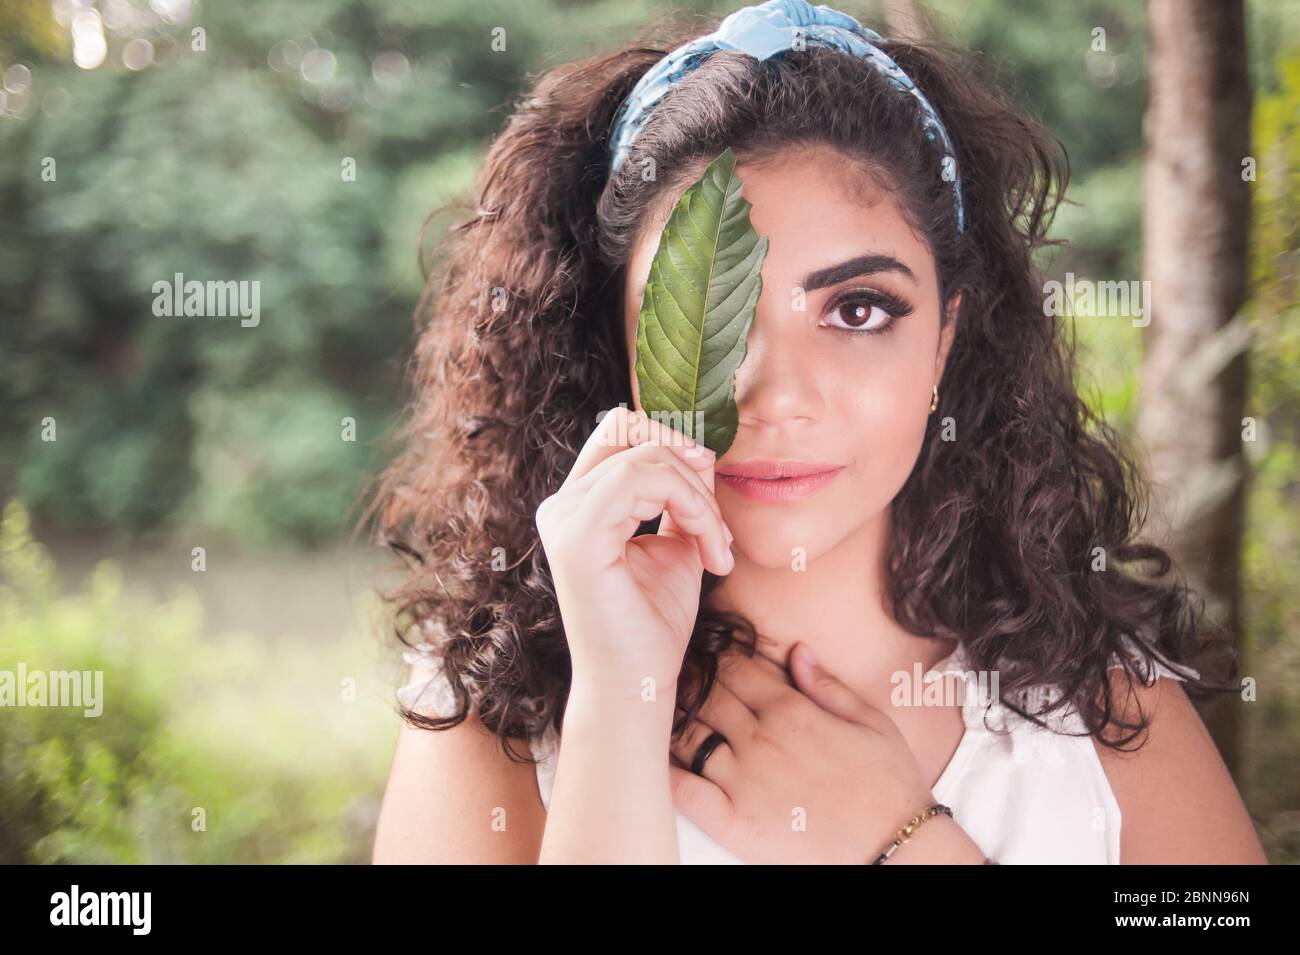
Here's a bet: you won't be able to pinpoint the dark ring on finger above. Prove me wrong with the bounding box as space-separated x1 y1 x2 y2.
690 730 728 776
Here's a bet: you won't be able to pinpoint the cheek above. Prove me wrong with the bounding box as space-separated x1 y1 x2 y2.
831 342 933 500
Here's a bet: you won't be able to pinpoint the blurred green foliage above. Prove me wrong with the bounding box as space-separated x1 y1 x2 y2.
0 0 674 546
0 499 397 863
1241 50 1300 863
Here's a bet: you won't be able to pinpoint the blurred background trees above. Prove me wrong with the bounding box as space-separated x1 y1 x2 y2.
0 0 1297 862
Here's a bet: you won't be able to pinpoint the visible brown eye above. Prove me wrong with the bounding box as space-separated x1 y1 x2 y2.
819 288 914 336
837 300 889 331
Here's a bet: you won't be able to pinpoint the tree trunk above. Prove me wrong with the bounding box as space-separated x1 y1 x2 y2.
1139 0 1251 774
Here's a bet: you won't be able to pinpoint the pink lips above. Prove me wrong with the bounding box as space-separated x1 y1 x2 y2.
715 460 845 503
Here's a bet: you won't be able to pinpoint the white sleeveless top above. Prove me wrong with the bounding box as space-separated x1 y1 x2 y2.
396 635 1198 864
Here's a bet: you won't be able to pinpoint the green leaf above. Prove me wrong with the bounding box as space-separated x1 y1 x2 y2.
634 147 769 458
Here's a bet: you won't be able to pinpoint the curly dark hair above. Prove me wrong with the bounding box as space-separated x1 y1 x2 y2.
362 11 1238 766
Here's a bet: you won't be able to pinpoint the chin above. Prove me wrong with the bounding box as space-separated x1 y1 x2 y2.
725 518 844 571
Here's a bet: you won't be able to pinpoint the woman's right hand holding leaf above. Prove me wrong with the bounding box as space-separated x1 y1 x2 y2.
535 405 734 697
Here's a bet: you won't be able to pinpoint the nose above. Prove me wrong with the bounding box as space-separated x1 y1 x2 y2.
731 305 824 431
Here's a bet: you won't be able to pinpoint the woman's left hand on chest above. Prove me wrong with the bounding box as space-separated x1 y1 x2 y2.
668 643 984 864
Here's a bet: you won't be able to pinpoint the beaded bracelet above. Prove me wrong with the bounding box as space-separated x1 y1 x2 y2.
870 803 952 864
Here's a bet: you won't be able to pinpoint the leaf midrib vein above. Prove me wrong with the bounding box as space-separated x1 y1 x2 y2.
690 171 728 416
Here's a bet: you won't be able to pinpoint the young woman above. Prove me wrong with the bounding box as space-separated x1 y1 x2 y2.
368 0 1266 864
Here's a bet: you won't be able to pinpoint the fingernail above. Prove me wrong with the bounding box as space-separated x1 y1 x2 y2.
799 643 818 667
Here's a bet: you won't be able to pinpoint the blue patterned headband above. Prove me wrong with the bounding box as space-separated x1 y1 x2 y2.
608 0 966 234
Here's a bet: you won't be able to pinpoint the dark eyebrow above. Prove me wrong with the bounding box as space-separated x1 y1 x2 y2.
801 254 916 291
630 253 915 306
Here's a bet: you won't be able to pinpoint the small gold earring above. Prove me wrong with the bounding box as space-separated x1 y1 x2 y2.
929 384 939 413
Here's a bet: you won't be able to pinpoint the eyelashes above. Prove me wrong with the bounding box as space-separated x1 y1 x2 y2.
819 287 915 336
